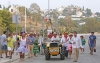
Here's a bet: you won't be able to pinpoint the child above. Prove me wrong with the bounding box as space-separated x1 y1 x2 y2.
7 33 15 59
80 36 86 53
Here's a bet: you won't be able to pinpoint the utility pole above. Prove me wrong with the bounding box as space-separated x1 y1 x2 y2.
48 0 50 15
25 7 26 32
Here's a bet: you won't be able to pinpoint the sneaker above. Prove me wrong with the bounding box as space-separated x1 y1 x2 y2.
9 57 12 59
0 57 3 58
73 61 77 62
6 56 9 58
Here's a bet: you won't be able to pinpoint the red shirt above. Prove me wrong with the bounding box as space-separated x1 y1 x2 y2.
48 33 53 38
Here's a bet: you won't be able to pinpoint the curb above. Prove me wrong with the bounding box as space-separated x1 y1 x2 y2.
4 58 19 63
4 55 28 63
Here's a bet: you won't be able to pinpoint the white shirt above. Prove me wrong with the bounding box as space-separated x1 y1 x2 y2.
60 35 69 47
13 35 16 41
71 35 82 48
51 35 60 41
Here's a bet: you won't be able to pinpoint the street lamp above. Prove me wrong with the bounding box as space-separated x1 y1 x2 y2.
25 7 26 32
48 0 50 15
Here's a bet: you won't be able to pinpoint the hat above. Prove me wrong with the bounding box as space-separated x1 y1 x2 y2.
54 32 56 34
64 32 68 34
30 32 33 34
69 33 73 36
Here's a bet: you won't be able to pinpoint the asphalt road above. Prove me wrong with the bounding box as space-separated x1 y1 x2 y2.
11 35 100 63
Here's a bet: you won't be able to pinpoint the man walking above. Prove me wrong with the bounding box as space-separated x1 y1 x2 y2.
60 32 69 58
27 32 36 58
88 32 96 55
0 31 8 58
71 31 82 62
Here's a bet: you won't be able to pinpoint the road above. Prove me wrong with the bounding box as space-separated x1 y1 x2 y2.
11 35 100 63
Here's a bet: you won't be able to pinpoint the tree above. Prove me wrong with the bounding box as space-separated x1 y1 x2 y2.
29 3 41 26
58 16 77 33
95 12 100 17
0 4 2 8
0 16 6 34
79 18 100 33
86 8 92 16
0 10 21 33
18 6 31 21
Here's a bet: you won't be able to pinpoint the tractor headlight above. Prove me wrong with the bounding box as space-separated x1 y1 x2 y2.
47 44 50 47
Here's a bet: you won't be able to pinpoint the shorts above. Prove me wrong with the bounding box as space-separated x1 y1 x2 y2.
89 44 95 48
8 47 13 51
2 45 7 50
0 44 1 50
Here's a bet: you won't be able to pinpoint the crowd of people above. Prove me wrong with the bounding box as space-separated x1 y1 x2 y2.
0 30 96 62
0 30 41 61
47 31 96 62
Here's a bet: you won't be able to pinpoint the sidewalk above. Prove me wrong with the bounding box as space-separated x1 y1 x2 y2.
0 52 19 63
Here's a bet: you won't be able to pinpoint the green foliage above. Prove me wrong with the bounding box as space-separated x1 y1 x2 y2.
0 16 6 34
58 16 77 33
18 6 30 21
0 10 21 33
0 5 2 8
79 18 100 33
86 8 92 16
29 3 41 24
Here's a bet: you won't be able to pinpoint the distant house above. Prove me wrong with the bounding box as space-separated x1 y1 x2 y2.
90 13 97 17
71 15 81 20
58 16 65 19
0 5 3 10
79 22 86 26
0 8 3 10
9 5 19 14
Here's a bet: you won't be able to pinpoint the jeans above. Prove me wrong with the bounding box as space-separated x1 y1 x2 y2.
64 47 68 57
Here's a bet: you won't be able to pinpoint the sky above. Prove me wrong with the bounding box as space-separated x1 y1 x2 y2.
0 0 100 13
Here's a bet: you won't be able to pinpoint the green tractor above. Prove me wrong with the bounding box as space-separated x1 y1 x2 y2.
44 41 65 60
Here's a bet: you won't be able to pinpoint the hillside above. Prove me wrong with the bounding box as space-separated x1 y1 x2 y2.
19 18 47 32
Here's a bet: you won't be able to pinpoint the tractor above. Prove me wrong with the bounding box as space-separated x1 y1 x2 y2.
44 41 65 60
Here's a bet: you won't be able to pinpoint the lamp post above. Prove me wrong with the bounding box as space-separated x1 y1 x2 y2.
25 7 26 32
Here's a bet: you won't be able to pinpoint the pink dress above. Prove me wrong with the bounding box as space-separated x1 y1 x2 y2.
66 44 72 51
66 37 72 51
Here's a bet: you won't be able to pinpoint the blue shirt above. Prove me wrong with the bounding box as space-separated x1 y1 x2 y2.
1 34 7 46
89 35 96 44
27 36 36 45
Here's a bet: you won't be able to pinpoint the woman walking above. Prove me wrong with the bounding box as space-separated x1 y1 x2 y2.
17 33 28 61
80 36 86 53
33 35 39 57
67 33 73 59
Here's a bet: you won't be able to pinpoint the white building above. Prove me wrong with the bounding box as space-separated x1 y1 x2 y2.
71 15 81 20
79 22 86 26
9 5 20 14
0 8 3 10
90 13 97 17
57 6 66 15
58 16 65 19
